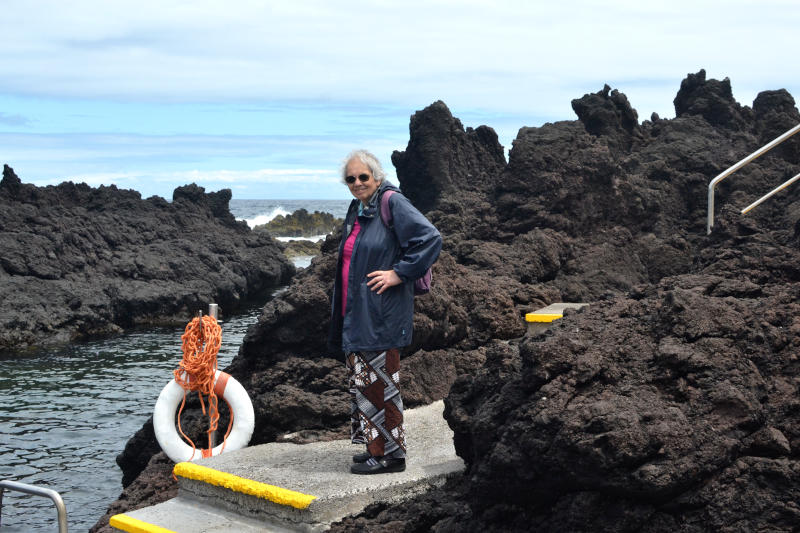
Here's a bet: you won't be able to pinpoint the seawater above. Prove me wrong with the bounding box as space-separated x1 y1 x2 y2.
0 199 346 532
230 198 350 229
0 307 260 532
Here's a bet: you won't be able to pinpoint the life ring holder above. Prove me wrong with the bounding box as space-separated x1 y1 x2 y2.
153 370 254 463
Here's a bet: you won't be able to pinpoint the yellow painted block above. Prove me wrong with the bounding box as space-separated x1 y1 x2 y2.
174 462 316 510
109 514 176 533
525 313 563 323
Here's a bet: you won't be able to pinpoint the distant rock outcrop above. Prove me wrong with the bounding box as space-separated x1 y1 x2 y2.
0 167 294 352
254 208 342 237
101 70 800 532
252 208 342 263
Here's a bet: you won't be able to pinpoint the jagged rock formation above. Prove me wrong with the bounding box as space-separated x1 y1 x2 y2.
254 208 342 238
328 70 800 531
99 70 800 532
0 168 294 352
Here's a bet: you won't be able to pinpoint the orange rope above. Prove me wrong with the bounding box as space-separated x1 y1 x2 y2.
173 315 226 458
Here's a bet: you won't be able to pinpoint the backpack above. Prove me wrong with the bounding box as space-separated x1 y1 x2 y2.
379 190 433 295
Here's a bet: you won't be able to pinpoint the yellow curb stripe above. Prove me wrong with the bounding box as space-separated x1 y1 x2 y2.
109 513 176 533
174 462 316 510
525 313 563 323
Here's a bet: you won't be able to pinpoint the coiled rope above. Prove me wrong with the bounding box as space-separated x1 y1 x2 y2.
173 314 233 458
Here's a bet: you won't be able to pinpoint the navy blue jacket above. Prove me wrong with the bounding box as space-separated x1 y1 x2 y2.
328 182 442 353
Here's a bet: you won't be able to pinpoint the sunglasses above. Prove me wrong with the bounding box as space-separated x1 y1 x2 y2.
345 173 371 184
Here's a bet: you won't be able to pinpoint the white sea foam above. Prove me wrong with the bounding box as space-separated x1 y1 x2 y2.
275 235 327 242
292 255 315 269
243 207 292 228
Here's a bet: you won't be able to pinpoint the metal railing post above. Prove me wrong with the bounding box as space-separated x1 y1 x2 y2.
707 123 800 234
0 480 68 533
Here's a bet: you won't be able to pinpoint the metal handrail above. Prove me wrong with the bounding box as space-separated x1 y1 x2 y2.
741 171 800 215
707 123 800 234
0 480 68 533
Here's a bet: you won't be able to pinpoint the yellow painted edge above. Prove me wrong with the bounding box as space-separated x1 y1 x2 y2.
174 462 316 510
525 313 563 323
109 513 176 533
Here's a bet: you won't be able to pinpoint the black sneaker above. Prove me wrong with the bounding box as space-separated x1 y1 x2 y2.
352 451 371 463
350 457 406 475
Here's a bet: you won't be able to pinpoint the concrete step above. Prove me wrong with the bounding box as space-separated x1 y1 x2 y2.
525 302 589 336
110 497 290 532
111 400 463 533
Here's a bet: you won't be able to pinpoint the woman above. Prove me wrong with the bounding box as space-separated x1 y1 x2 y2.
328 149 442 475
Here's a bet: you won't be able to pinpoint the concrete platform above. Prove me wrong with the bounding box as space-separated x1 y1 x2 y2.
112 400 463 532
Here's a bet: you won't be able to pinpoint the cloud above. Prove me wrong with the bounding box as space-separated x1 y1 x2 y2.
2 0 799 200
0 131 360 198
24 167 348 200
157 168 338 184
55 168 337 186
1 0 797 117
0 112 31 127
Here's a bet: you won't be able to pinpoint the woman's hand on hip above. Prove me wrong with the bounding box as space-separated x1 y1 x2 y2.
367 269 402 294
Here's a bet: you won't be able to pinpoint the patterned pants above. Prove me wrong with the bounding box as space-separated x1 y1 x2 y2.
346 348 406 459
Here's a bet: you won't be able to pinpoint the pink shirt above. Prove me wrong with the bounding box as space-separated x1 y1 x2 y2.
341 218 361 316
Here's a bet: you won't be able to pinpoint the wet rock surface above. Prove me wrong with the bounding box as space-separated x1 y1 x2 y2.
281 238 324 260
0 169 294 352
103 69 800 531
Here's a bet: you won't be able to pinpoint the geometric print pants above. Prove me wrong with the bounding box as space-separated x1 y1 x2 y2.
346 348 406 459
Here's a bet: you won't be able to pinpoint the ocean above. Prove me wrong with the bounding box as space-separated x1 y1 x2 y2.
230 198 350 228
0 199 347 532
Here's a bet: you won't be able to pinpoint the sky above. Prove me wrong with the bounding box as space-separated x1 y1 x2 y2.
1 0 798 200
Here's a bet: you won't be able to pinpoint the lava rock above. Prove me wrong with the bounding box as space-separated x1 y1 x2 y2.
0 166 294 352
673 68 751 129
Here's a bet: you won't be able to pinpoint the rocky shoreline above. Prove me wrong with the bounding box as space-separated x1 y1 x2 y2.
254 207 343 262
86 69 800 531
0 168 294 353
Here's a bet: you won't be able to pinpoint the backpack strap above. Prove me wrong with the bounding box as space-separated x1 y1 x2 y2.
378 189 432 294
379 190 396 228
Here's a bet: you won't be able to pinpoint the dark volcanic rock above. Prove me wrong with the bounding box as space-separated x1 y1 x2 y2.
572 83 643 151
382 254 800 532
391 100 507 215
89 453 177 533
673 68 751 129
0 167 294 351
753 89 800 164
103 71 800 532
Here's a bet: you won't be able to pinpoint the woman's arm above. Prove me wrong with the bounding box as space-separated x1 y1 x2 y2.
386 193 442 282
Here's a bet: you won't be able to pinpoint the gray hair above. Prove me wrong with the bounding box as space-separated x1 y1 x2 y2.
341 149 386 185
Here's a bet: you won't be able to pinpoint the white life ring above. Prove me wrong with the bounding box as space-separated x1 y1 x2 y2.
153 370 254 463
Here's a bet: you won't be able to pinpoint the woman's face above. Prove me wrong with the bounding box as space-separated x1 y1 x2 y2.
345 158 379 205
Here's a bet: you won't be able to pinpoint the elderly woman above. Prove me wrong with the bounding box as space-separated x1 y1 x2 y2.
328 149 442 475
